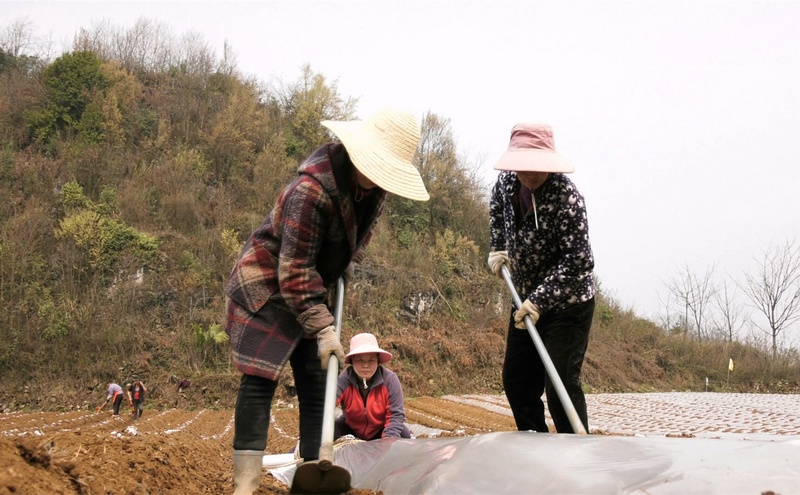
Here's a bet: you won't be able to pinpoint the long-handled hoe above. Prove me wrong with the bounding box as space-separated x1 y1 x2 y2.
500 265 587 435
290 277 352 494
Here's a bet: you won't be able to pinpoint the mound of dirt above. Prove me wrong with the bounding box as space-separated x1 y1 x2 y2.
3 392 798 494
0 391 519 494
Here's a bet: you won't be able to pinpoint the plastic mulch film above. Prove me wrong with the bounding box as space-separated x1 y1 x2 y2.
271 431 800 494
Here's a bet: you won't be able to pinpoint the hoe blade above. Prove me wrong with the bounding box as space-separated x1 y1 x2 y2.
289 459 351 494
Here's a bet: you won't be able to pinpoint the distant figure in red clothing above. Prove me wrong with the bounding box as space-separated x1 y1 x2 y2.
127 379 148 420
335 333 411 440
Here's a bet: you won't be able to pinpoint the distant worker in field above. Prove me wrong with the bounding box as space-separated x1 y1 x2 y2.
127 379 148 420
487 123 595 434
335 333 411 441
177 378 191 393
96 382 125 416
174 377 191 407
224 108 429 494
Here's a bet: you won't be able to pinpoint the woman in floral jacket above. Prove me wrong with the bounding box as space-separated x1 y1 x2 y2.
487 123 595 434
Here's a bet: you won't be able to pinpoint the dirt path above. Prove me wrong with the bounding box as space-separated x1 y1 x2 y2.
1 393 798 494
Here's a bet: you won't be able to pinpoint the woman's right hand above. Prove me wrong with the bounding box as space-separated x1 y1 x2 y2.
316 325 345 370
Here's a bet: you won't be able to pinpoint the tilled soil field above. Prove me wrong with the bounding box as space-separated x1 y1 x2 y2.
2 392 798 494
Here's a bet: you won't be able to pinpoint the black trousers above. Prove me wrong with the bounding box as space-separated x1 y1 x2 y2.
132 400 144 420
502 298 594 433
111 393 124 415
233 337 326 460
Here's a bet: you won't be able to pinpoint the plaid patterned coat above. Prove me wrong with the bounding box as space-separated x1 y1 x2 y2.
225 143 385 379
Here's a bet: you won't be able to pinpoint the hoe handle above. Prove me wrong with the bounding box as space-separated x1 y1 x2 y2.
319 277 346 461
501 265 587 435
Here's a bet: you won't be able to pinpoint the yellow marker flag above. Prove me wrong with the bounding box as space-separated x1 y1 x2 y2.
729 358 734 371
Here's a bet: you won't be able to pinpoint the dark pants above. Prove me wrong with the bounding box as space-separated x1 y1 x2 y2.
502 298 594 433
233 337 326 460
132 401 144 420
112 393 124 415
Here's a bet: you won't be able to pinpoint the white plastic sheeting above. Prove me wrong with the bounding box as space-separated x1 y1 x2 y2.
273 431 800 494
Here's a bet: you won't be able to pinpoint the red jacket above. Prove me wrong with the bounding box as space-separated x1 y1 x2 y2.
336 366 407 440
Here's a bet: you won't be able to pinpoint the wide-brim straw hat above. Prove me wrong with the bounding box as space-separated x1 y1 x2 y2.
493 123 574 173
344 333 393 364
322 108 430 201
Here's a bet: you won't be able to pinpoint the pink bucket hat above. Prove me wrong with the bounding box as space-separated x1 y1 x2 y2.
344 333 393 364
493 123 574 173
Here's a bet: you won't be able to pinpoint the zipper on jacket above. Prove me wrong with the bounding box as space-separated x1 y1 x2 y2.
531 192 539 230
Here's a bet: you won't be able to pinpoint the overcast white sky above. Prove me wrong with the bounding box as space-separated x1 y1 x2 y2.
5 1 800 343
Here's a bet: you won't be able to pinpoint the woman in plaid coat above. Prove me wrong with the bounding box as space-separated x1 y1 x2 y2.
225 108 429 495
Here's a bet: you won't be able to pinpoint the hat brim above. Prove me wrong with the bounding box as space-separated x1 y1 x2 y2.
322 120 430 201
493 149 574 173
344 346 393 364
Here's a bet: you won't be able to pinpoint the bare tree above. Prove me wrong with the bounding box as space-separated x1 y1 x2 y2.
714 277 747 342
178 30 215 76
741 240 800 360
1 18 36 57
666 263 718 340
218 39 238 76
73 17 177 73
118 18 155 72
657 291 678 333
72 19 116 62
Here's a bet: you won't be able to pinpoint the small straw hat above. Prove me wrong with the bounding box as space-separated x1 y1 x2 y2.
344 333 393 364
322 108 430 201
493 123 574 173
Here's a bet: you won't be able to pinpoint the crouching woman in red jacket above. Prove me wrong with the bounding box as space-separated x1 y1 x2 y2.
335 333 411 440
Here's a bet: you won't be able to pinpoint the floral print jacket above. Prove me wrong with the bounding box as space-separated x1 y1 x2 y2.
489 171 595 313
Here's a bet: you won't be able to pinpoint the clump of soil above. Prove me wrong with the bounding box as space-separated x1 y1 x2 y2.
0 394 516 494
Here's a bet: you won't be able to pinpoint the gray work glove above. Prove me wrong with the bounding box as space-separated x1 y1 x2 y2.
514 300 540 329
316 325 345 370
487 250 508 278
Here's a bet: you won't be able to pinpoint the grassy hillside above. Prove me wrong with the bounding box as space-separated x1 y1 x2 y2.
1 24 798 414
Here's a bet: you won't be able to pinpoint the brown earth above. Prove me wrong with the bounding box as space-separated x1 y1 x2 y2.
0 397 517 495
